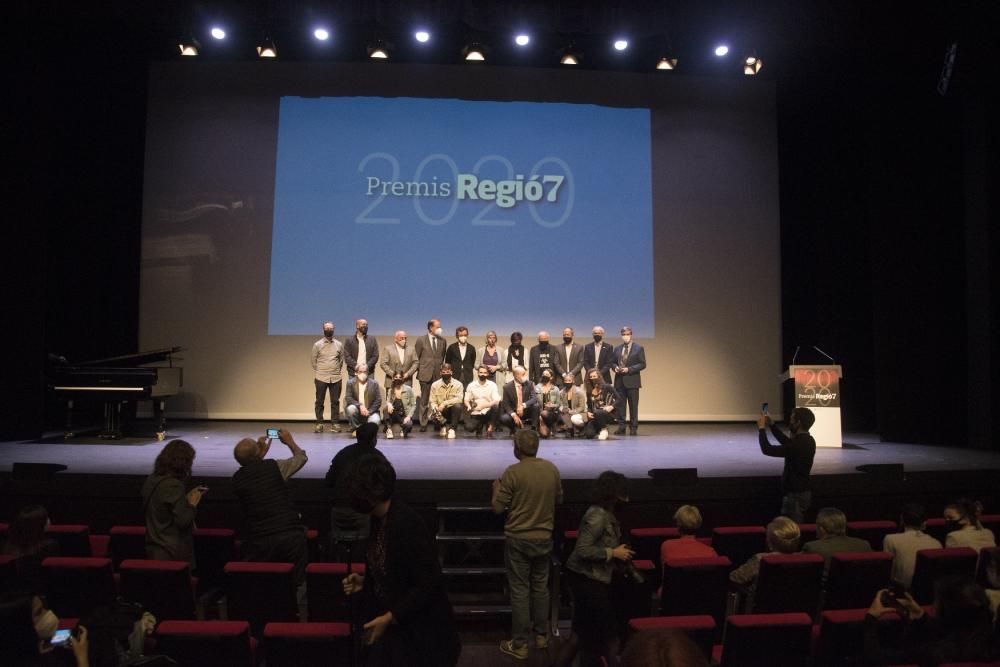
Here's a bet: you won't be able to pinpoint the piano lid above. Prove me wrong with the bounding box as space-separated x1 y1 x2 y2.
74 347 183 368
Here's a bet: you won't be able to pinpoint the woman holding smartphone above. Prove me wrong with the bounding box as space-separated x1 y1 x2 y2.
141 439 206 566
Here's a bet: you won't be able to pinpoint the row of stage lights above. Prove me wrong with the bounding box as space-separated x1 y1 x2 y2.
179 27 764 75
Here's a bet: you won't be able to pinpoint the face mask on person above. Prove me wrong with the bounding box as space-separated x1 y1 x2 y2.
541 373 553 384
478 373 488 382
943 519 963 533
392 378 403 387
441 373 452 383
590 376 601 386
34 609 59 640
434 327 444 336
458 335 468 344
358 325 368 335
324 330 334 338
593 334 603 343
563 336 573 344
357 373 368 382
538 341 550 350
564 381 575 390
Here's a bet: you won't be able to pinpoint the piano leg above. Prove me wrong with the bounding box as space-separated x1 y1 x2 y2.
155 399 167 441
100 401 123 440
63 399 76 439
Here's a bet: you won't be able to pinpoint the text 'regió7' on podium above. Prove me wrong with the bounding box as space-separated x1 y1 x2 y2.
780 365 843 448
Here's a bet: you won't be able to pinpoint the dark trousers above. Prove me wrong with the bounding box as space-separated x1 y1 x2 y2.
615 384 639 429
583 410 617 437
431 404 462 428
498 405 540 434
384 405 414 435
240 528 308 584
539 408 560 432
314 379 342 422
418 379 436 426
465 406 497 432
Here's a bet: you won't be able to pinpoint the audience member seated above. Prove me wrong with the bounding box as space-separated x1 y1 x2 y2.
1 505 58 594
729 516 800 612
883 503 942 590
619 627 710 667
865 575 999 666
231 429 309 584
141 439 205 566
0 592 89 666
802 507 872 578
661 505 718 564
382 371 416 439
944 498 997 552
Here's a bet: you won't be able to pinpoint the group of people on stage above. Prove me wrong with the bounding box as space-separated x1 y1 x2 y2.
311 319 647 440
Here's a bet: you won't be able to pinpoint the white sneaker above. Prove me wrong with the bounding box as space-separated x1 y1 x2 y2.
440 426 448 437
598 428 609 440
447 428 456 439
386 429 394 440
314 423 323 433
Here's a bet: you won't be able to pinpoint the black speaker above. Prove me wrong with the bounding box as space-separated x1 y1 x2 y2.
647 468 698 485
11 462 68 480
856 463 905 480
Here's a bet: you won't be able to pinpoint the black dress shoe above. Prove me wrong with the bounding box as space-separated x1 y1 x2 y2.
419 425 427 432
629 427 637 436
615 426 627 435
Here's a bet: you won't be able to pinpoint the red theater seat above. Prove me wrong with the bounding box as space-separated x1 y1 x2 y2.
628 615 716 661
719 612 812 667
305 562 366 622
629 526 680 565
45 524 92 557
119 559 196 620
753 553 824 615
824 551 894 610
712 526 766 571
847 520 897 551
816 608 904 667
225 562 298 634
659 556 731 624
157 620 256 667
89 534 110 559
798 523 818 544
910 547 978 604
110 526 147 567
263 622 351 666
42 556 116 618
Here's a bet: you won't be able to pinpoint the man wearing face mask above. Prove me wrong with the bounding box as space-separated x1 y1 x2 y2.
465 364 501 439
429 363 464 439
583 326 614 384
554 328 584 385
528 331 556 384
415 319 447 431
559 372 588 438
379 330 417 391
445 326 477 389
383 372 416 439
344 319 379 380
345 363 383 435
612 326 646 435
535 370 561 438
500 366 540 435
312 321 344 433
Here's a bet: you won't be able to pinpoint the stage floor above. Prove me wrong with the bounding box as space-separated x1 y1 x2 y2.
3 421 999 481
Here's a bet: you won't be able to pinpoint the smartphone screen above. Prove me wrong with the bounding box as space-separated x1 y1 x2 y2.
50 628 72 647
266 428 279 438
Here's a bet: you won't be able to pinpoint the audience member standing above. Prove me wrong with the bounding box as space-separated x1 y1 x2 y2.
883 503 942 589
141 439 205 566
231 428 309 582
492 430 563 660
756 406 816 522
312 321 344 433
325 423 384 562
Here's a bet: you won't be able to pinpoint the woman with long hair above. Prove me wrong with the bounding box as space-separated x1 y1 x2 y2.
141 439 205 564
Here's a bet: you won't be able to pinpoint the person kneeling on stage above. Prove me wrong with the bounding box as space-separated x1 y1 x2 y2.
584 369 620 441
345 363 382 434
499 366 539 436
465 364 501 439
383 372 416 439
535 370 561 438
559 372 588 438
429 363 464 439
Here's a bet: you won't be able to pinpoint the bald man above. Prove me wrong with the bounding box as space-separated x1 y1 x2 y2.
343 318 379 379
231 428 309 582
378 330 418 388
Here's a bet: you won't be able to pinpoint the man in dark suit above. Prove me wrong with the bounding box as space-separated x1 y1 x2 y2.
582 325 615 384
528 331 557 384
345 363 383 433
444 325 477 388
414 319 447 431
553 327 584 385
499 366 540 435
613 326 646 435
343 318 379 379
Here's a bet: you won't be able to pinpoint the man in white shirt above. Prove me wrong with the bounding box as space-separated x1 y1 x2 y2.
883 503 942 589
311 322 344 433
465 365 501 439
344 319 379 379
554 327 584 385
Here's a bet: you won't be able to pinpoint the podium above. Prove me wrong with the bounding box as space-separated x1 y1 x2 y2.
780 365 843 448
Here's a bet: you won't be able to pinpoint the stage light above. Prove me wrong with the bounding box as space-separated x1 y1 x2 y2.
256 36 277 58
613 39 628 51
415 30 430 43
368 41 389 60
463 43 486 61
210 27 226 40
314 28 330 41
714 44 729 57
560 52 579 65
656 57 678 70
743 54 762 75
178 34 200 57
515 34 530 47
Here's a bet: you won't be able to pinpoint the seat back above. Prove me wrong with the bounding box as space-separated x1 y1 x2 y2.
156 620 255 667
45 524 91 557
754 554 824 615
42 556 116 617
797 523 818 544
816 609 904 667
629 527 679 565
847 520 898 551
119 559 196 620
824 551 894 610
109 526 147 568
305 562 366 622
225 562 298 634
262 622 352 667
193 528 236 591
720 613 812 667
660 556 731 624
627 615 716 662
712 527 766 570
910 547 978 604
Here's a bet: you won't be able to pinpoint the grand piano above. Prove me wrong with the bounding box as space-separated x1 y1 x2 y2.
48 347 183 440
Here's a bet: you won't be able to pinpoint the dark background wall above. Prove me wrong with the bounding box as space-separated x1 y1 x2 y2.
4 1 995 447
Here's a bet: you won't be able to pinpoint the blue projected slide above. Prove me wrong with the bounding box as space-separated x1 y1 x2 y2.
268 96 654 336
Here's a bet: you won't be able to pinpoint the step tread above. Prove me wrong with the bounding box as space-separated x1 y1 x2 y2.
442 566 507 575
436 533 506 541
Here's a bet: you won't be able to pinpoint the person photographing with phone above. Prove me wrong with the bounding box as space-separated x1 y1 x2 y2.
142 439 205 566
756 405 816 523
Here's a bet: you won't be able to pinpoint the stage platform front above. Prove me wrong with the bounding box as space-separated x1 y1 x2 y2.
2 421 998 533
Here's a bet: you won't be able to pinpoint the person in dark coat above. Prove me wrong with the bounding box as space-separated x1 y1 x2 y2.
141 439 205 565
342 454 460 666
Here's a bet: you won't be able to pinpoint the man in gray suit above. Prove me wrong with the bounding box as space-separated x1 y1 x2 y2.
613 326 646 435
554 327 584 385
414 318 447 431
379 330 418 388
